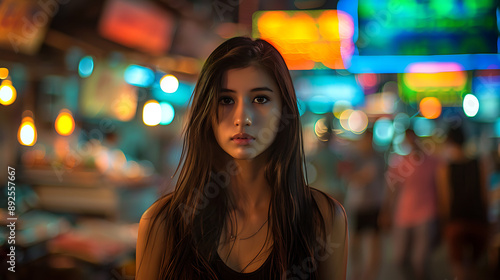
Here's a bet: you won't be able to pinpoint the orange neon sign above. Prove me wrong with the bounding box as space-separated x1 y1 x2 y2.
253 10 354 70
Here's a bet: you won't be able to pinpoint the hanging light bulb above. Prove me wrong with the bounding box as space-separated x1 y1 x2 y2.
18 114 37 146
55 109 75 136
0 80 17 106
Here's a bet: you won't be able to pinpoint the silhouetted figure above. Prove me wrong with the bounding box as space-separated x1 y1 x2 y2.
437 126 490 280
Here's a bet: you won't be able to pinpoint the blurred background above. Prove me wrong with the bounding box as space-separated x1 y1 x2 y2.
1 0 500 279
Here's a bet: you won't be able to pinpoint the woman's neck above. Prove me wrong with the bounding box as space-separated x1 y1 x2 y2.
226 158 272 220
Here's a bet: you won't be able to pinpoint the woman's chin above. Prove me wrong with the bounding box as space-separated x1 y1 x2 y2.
227 149 260 160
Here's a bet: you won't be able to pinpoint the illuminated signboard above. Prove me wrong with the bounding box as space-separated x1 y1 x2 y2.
342 0 500 73
398 62 471 106
252 10 354 70
99 0 175 55
357 0 498 56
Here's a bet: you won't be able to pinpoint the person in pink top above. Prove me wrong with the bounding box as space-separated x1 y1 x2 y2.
381 129 440 280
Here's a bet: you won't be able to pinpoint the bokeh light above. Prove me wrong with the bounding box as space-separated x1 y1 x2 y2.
339 109 353 130
373 118 394 146
463 94 479 117
143 100 161 126
413 117 435 137
333 100 352 118
308 95 332 114
18 116 37 146
0 80 17 106
393 132 411 156
473 93 499 122
314 117 329 141
348 110 368 134
393 113 410 133
124 65 155 87
356 73 378 89
0 67 8 79
55 109 76 136
160 74 179 93
495 118 500 137
78 56 94 78
160 102 175 125
419 97 442 119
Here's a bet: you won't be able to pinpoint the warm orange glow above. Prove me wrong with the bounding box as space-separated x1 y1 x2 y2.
0 68 8 79
55 109 75 136
403 72 467 90
18 116 37 146
254 10 354 70
419 97 442 119
0 80 17 106
257 11 288 38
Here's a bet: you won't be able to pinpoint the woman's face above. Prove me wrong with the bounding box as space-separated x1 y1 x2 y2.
212 65 283 160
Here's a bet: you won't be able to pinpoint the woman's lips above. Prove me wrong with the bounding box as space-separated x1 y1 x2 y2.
232 138 254 145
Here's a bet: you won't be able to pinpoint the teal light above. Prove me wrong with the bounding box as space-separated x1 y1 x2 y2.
394 142 411 156
413 117 435 137
476 93 499 121
124 65 155 87
78 56 94 78
308 95 332 115
373 118 394 146
295 75 364 106
152 82 194 107
393 113 410 133
160 102 175 125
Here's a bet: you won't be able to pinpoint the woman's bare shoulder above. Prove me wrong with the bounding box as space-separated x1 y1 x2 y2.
309 187 347 226
136 192 174 280
309 187 348 280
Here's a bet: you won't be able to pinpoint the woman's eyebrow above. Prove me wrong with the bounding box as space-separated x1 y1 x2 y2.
220 87 274 93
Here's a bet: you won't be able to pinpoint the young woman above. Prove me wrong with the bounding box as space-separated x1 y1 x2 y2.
136 37 348 280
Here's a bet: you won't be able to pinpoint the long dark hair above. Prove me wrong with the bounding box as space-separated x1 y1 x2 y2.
138 37 331 280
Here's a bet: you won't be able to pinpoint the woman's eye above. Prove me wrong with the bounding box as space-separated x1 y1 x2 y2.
218 97 233 105
254 96 269 104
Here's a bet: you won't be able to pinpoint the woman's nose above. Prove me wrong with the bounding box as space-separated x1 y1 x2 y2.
235 116 252 126
234 102 252 126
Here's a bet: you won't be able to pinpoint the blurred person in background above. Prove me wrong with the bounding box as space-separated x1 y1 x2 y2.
436 126 490 280
380 129 440 280
490 142 500 279
344 130 386 280
135 37 348 280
